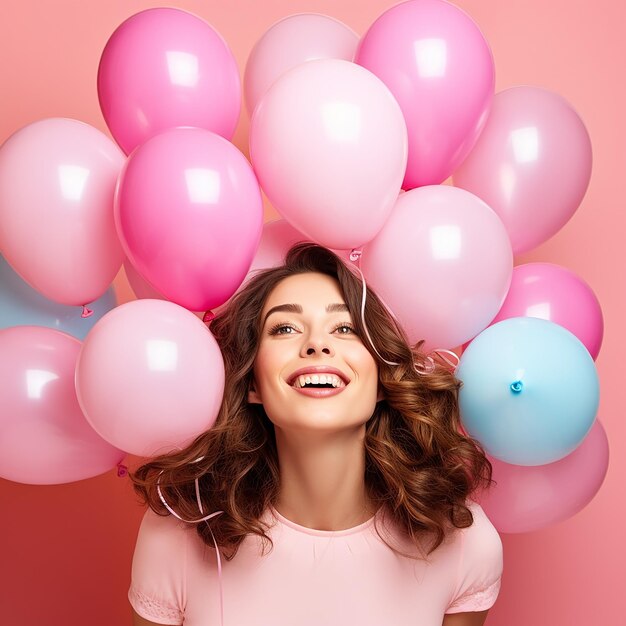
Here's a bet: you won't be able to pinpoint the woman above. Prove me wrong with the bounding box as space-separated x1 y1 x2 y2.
128 243 503 626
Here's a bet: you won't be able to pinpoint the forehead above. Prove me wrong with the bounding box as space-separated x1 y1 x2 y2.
262 272 344 314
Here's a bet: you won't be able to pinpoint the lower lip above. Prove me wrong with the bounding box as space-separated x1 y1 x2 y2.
289 385 347 397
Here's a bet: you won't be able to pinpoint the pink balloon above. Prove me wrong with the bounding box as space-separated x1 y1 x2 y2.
249 58 408 250
115 127 264 312
361 185 513 351
355 0 494 188
246 219 351 278
453 87 592 254
75 300 225 457
489 263 604 360
476 419 609 533
124 259 166 301
0 118 125 306
244 13 358 116
212 220 351 316
98 7 241 155
0 326 124 484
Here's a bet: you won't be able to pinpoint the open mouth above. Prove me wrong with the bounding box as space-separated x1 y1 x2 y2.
291 374 346 389
286 370 350 390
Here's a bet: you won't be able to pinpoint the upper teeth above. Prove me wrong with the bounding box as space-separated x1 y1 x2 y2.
293 374 345 388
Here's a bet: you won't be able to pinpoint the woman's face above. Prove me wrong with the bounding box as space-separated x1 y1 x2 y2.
248 271 382 432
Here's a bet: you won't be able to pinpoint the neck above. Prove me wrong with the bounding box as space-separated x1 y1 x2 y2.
272 423 377 531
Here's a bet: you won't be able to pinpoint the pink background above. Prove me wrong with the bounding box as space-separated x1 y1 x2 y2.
0 1 623 624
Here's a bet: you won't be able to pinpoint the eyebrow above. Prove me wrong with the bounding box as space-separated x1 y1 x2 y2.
262 303 349 326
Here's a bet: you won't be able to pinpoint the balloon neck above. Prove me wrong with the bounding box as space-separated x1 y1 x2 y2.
117 463 128 478
203 310 215 323
81 305 93 318
510 380 524 394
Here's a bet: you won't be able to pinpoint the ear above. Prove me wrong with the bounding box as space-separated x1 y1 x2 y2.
248 379 263 405
376 384 385 403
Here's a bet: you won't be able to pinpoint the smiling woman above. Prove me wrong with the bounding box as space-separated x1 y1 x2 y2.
128 243 503 626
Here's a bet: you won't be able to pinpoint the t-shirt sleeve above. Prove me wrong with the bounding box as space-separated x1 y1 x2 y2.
445 501 503 614
128 508 188 625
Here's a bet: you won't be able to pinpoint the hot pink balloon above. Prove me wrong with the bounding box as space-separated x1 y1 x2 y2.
476 419 609 533
0 118 125 306
115 127 264 312
75 299 225 457
489 263 604 360
244 13 358 116
453 86 592 254
98 7 241 155
249 58 408 250
361 185 513 351
355 0 495 188
0 326 124 484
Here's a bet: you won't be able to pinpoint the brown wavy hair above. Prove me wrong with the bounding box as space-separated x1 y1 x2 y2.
130 242 494 561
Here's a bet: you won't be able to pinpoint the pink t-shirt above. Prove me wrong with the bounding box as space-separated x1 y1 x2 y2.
129 499 503 625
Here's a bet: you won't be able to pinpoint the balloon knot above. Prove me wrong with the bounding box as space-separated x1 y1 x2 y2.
203 310 216 323
117 463 128 478
510 380 523 394
349 248 363 263
81 305 93 318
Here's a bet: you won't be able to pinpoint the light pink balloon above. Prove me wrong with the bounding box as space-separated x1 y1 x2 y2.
355 0 494 188
249 58 408 250
0 326 124 484
476 419 609 533
115 127 264 312
453 86 592 254
489 263 604 360
98 7 240 155
244 13 358 117
0 118 125 306
361 186 513 351
75 299 225 457
212 219 351 316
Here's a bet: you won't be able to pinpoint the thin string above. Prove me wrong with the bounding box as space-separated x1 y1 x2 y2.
348 248 460 375
156 469 224 626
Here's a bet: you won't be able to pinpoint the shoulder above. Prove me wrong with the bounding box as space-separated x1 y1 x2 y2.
444 500 504 615
460 500 503 563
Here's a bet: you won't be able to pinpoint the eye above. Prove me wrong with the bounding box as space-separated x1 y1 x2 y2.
333 323 356 335
268 322 299 336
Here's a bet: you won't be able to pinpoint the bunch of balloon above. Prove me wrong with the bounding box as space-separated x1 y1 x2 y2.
0 117 127 484
244 0 608 534
78 8 268 458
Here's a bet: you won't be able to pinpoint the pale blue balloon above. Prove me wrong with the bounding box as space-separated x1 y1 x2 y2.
0 256 117 339
457 316 599 466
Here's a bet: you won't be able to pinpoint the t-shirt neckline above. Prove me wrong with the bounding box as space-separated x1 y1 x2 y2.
269 504 382 537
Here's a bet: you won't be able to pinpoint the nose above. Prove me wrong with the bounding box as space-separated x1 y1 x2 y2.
300 331 334 357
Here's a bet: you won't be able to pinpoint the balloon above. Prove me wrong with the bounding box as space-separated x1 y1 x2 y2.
249 58 408 250
487 262 603 360
75 299 225 457
240 219 352 284
0 326 124 484
361 185 513 351
244 13 358 116
355 0 494 188
457 317 599 465
98 7 240 155
453 86 592 254
0 255 118 340
0 118 125 306
115 127 264 312
123 259 166 301
477 419 609 533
